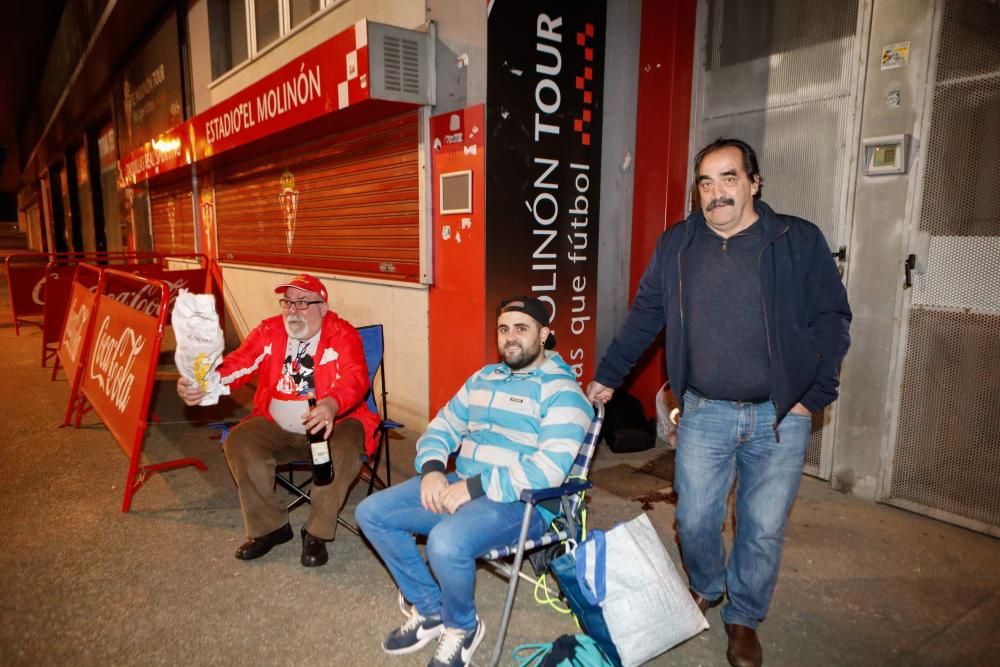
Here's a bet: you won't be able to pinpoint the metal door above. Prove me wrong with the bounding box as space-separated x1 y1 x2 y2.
213 111 420 282
149 178 196 255
881 0 1000 536
690 0 868 479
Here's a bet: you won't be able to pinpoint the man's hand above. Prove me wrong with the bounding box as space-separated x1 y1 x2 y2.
303 396 339 440
177 377 206 407
420 471 449 513
790 402 811 417
440 480 472 514
586 381 614 404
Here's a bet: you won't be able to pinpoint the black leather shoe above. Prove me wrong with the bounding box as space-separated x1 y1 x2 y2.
235 523 293 560
690 589 723 614
300 528 330 567
725 623 763 667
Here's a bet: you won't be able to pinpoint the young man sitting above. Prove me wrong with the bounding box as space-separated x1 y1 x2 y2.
356 296 593 667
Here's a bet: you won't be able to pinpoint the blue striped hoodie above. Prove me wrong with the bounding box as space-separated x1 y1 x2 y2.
415 352 593 508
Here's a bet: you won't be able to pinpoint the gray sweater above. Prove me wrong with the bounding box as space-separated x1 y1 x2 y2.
684 219 771 402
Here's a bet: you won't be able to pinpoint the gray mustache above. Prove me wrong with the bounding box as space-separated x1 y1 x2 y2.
707 197 735 211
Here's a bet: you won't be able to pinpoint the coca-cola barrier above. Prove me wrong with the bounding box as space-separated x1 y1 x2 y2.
4 251 163 336
56 263 101 393
60 264 207 512
40 252 221 373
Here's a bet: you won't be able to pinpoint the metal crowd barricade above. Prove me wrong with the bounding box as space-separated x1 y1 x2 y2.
45 252 224 377
56 263 102 410
41 252 168 368
4 251 53 334
5 250 163 339
60 264 207 512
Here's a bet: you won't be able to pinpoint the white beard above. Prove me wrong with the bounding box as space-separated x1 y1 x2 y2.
283 316 308 339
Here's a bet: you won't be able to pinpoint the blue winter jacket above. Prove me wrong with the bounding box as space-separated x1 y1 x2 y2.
594 200 851 428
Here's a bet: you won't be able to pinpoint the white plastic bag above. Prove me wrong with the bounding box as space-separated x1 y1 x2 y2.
577 513 708 666
172 289 229 406
655 382 678 450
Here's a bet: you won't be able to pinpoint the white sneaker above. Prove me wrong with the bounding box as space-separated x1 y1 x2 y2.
428 618 485 667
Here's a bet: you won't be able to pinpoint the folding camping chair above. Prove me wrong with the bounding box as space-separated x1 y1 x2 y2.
273 323 403 534
481 401 605 667
356 323 404 491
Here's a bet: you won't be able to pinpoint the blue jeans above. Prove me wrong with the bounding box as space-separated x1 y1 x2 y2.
675 391 811 629
356 473 548 632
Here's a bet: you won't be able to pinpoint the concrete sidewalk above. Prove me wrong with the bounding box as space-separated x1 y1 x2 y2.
1 318 998 666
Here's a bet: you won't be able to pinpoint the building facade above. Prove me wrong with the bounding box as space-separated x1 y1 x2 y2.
14 0 1000 536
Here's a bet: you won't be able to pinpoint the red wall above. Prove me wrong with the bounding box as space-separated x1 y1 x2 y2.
626 0 697 416
427 105 487 416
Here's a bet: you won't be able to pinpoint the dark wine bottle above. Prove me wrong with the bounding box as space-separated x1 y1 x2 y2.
307 395 333 486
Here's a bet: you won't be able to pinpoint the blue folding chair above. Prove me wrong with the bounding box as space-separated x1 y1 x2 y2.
481 401 605 667
213 323 402 535
273 323 403 534
356 323 404 493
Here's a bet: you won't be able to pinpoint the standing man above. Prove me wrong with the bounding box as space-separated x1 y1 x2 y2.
357 297 593 667
177 274 379 567
587 138 851 667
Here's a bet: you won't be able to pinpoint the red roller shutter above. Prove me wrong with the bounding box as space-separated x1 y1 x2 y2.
214 110 419 282
150 179 196 254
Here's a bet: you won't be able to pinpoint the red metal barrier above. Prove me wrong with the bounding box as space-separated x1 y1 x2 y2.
4 252 49 334
56 263 102 401
43 253 222 372
61 265 207 512
6 251 161 336
43 262 105 369
42 265 78 368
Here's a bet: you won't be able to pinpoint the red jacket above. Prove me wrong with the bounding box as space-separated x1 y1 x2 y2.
218 311 381 455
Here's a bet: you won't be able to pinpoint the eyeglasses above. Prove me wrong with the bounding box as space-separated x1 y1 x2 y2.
279 299 324 311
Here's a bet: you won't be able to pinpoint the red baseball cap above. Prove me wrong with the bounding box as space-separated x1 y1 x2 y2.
274 274 328 303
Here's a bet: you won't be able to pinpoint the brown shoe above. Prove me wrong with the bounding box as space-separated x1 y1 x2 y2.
725 623 762 667
690 589 722 614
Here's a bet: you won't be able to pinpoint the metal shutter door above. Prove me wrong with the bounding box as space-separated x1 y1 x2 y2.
150 181 196 254
693 0 864 479
214 110 419 282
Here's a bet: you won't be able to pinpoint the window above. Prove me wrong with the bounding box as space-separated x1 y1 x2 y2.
208 0 249 80
208 0 335 81
253 0 280 50
290 0 322 29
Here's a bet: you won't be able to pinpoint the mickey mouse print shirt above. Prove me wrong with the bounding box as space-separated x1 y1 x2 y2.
268 332 320 434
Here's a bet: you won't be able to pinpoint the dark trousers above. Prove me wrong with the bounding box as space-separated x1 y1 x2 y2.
223 416 365 541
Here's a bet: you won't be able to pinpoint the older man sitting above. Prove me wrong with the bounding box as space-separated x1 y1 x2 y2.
178 273 379 567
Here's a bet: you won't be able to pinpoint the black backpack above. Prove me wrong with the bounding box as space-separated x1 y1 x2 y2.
602 391 654 453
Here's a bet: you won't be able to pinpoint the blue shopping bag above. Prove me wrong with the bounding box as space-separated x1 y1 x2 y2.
548 534 622 667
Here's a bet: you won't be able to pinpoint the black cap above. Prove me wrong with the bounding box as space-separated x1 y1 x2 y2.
496 296 556 349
